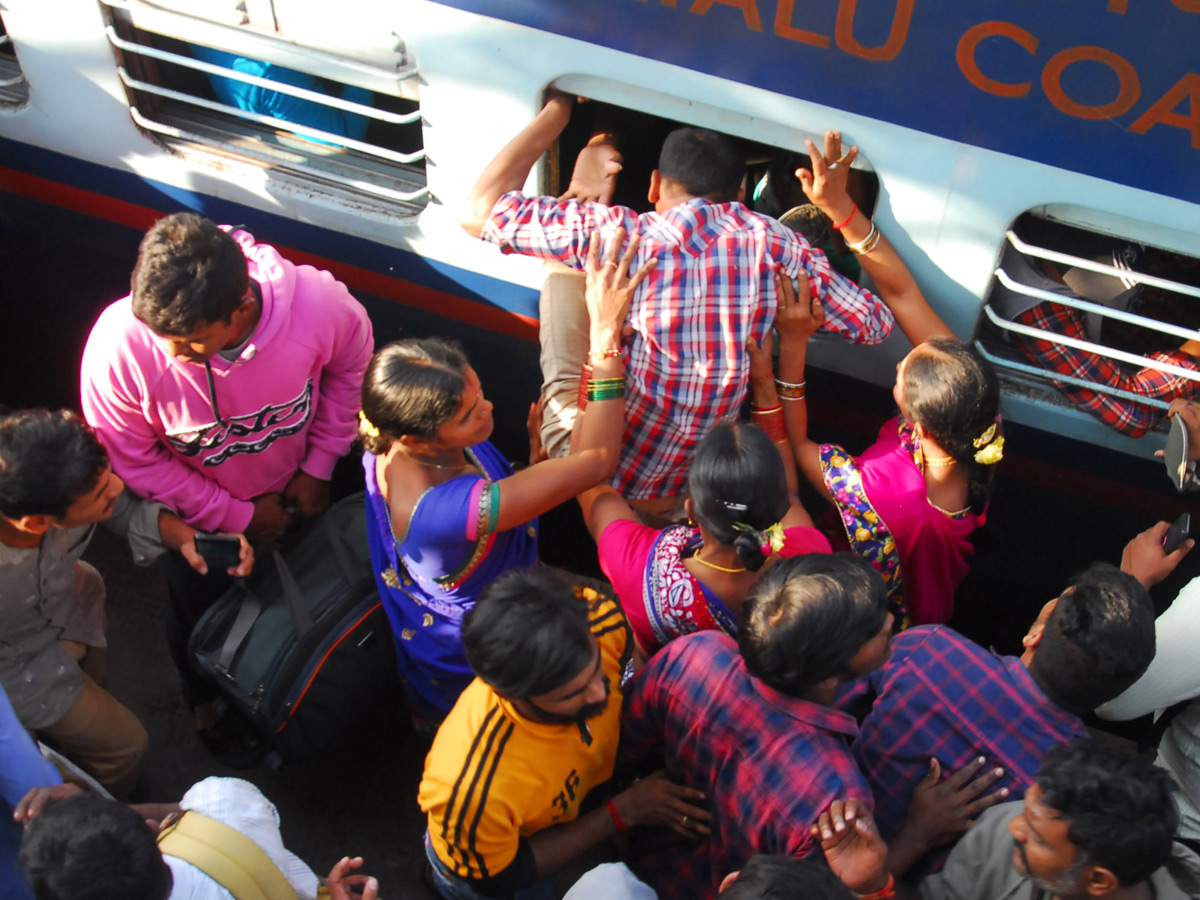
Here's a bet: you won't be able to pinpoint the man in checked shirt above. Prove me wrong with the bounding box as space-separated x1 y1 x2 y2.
462 94 933 522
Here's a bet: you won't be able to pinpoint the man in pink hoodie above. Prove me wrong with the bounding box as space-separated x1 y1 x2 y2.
80 213 372 749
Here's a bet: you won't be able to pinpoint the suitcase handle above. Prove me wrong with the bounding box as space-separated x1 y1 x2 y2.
214 551 315 673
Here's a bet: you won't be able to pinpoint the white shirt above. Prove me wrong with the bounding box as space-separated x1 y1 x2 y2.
164 777 319 900
563 863 657 900
1099 575 1200 838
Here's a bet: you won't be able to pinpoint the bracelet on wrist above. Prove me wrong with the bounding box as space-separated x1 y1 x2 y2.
749 405 787 443
774 378 806 401
847 221 881 255
831 203 857 231
605 800 628 832
855 873 895 900
750 404 783 416
588 347 623 360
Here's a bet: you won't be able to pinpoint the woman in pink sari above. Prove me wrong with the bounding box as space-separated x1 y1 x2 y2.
775 131 1003 627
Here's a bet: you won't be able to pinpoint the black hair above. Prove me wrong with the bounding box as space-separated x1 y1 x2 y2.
359 338 470 453
1029 563 1155 714
658 127 744 202
901 337 1001 515
738 553 888 696
130 213 250 336
1035 738 1178 886
462 569 597 699
1102 286 1200 356
778 204 831 247
689 422 790 572
19 794 173 900
721 854 856 900
0 409 109 519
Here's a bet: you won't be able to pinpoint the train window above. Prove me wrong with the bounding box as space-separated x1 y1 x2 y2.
99 0 427 211
0 13 29 105
977 212 1200 432
550 97 880 285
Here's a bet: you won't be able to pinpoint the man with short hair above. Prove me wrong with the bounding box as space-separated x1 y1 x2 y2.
16 777 378 900
814 739 1200 900
462 96 921 515
80 213 372 725
419 569 707 900
836 559 1156 851
616 554 896 899
0 409 249 796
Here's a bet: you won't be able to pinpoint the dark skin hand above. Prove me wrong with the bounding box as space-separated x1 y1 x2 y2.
244 491 296 547
282 470 331 518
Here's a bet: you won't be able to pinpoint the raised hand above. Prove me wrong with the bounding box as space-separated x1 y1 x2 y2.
774 267 822 344
812 798 890 894
795 129 857 222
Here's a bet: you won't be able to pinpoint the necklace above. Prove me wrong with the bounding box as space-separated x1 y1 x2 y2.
923 455 957 468
401 450 474 471
691 551 747 574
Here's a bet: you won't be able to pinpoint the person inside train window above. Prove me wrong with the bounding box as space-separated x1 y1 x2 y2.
189 45 372 143
80 212 372 761
993 234 1200 437
773 133 1001 628
461 94 934 524
837 557 1157 868
420 568 708 900
579 375 830 657
359 233 654 727
0 409 251 798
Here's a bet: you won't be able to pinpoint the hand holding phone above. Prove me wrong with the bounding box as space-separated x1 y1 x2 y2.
1163 512 1192 555
194 533 243 571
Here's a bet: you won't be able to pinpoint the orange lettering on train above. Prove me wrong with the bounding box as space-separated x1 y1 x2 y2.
690 0 764 31
774 0 831 48
1130 74 1200 148
835 0 915 62
1042 46 1140 120
1106 0 1129 12
956 21 1038 98
1173 0 1200 11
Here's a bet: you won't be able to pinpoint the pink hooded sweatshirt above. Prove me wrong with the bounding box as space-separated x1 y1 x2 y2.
81 228 374 533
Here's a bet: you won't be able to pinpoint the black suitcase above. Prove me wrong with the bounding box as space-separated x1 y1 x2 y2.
189 493 398 764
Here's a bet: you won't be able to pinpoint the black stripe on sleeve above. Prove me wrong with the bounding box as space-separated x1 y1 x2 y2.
441 704 500 850
452 711 510 876
466 719 516 880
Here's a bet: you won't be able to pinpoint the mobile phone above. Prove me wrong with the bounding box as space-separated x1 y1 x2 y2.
1163 512 1191 554
1165 413 1192 492
194 533 242 570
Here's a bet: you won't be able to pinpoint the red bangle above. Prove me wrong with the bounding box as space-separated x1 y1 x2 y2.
856 873 895 900
605 800 627 832
831 203 858 231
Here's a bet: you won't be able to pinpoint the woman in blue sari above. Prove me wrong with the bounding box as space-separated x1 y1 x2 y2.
360 232 652 725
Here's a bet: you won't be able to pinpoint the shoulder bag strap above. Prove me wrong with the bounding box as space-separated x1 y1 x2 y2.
158 810 299 900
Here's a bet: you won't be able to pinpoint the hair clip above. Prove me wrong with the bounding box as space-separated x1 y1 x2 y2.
722 501 749 512
358 410 380 439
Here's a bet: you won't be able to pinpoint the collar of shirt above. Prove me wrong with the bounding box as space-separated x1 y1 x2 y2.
748 676 861 740
997 649 1084 729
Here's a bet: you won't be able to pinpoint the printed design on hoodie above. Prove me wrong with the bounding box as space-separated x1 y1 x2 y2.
166 379 314 466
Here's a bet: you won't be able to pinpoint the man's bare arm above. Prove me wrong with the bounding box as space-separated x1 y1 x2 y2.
460 93 575 238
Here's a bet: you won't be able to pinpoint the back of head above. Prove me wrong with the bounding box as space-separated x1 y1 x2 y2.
19 794 172 900
689 422 790 572
131 212 249 336
0 409 108 519
779 204 831 247
462 568 596 699
658 127 744 203
739 553 888 696
721 855 856 900
1035 738 1178 886
359 338 469 454
902 337 1001 514
1030 563 1155 713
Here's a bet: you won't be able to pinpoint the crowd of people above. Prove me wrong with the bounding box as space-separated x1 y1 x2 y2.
3 91 1200 900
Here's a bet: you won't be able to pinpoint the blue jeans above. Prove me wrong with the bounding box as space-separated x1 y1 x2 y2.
424 833 555 900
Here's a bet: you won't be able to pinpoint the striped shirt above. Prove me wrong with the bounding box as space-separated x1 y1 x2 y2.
484 192 894 499
419 589 631 886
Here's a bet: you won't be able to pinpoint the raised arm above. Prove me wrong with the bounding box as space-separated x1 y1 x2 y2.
797 130 952 347
775 269 834 502
491 230 654 532
461 93 575 238
746 328 814 529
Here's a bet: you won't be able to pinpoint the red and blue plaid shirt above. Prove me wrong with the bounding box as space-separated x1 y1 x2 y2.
835 625 1089 847
620 631 871 899
1014 301 1200 437
485 192 894 499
